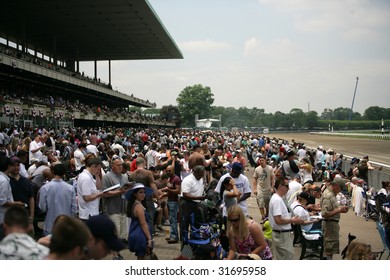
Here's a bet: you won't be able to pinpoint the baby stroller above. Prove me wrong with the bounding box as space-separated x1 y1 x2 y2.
181 186 226 260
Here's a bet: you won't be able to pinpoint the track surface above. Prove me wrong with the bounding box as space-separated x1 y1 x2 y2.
267 133 390 166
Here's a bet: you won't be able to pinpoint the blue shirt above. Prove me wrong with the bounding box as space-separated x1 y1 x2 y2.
38 178 77 235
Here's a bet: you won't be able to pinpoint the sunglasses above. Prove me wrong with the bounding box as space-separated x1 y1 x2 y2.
229 218 240 223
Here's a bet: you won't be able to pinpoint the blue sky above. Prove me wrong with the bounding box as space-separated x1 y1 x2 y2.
81 0 390 115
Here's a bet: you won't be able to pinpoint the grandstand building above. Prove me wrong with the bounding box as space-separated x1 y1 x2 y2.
0 0 182 129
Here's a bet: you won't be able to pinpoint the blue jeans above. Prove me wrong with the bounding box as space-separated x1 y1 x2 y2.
167 200 179 241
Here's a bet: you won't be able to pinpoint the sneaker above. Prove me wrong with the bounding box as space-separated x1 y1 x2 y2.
163 220 170 226
153 231 159 236
113 253 124 260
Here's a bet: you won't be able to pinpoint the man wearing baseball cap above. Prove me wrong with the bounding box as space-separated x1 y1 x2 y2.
320 179 349 260
85 214 126 259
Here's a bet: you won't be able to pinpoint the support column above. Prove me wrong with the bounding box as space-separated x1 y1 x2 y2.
108 60 112 87
94 60 97 80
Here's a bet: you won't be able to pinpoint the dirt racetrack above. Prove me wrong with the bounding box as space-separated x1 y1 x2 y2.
267 133 390 166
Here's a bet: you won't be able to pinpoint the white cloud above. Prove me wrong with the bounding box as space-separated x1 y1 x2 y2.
243 37 298 62
179 39 231 52
259 0 390 41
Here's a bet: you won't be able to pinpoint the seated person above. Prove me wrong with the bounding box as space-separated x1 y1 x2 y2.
291 192 321 232
226 205 272 260
306 186 322 212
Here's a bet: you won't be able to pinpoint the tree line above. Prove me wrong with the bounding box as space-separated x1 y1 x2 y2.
142 84 389 130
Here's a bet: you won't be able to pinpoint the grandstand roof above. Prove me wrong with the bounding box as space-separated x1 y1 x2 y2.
0 0 183 61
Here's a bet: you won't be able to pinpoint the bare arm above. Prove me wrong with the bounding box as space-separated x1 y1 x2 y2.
226 231 238 260
252 176 258 195
237 192 251 204
29 196 35 220
225 185 240 198
273 215 303 225
83 192 104 202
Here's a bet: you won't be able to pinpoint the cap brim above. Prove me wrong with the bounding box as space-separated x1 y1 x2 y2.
105 238 126 251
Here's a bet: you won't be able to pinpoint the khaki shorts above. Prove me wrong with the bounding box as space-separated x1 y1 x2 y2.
323 220 340 255
256 191 271 209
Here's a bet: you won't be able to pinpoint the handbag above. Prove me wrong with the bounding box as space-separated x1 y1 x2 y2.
144 247 158 260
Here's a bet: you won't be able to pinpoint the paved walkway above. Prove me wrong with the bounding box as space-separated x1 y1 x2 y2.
115 169 384 260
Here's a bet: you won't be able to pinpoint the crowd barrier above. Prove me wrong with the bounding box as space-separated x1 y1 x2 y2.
310 132 390 141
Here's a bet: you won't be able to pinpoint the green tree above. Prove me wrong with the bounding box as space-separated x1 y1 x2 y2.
363 106 385 120
176 84 214 127
333 107 351 120
321 108 333 120
305 111 319 129
289 108 305 129
160 105 180 125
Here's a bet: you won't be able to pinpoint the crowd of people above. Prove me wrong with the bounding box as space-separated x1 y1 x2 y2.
1 85 167 124
0 125 388 260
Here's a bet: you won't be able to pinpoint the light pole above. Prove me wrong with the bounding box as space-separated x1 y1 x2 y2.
348 76 359 122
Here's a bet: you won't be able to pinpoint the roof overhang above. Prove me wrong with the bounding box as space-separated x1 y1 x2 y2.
0 0 183 61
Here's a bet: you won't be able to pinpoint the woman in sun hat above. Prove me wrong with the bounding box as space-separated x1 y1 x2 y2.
125 183 154 260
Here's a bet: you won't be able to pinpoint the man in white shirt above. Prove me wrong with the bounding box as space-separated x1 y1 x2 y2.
29 134 44 164
77 158 105 220
180 165 206 241
297 145 307 160
74 143 87 172
269 176 303 260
